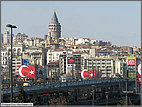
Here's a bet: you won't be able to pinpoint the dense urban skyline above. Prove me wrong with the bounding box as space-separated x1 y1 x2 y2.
1 1 141 105
1 1 141 47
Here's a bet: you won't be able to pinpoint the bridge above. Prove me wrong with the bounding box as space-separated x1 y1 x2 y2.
2 78 135 95
2 78 140 105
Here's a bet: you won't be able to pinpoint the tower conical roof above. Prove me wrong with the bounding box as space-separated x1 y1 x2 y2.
50 10 59 24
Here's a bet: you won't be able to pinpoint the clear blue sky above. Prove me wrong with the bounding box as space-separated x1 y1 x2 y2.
1 1 141 47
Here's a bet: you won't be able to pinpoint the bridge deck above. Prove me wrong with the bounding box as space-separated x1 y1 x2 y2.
2 78 135 96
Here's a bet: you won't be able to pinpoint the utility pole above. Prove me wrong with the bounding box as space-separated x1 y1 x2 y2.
35 59 37 85
105 92 109 105
10 27 13 102
55 65 56 83
135 66 138 93
126 70 128 106
51 66 52 84
6 24 17 102
92 85 95 106
92 60 94 79
92 89 94 106
118 74 121 90
8 58 10 82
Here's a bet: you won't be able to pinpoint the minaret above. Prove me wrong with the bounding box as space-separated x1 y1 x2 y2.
48 9 61 43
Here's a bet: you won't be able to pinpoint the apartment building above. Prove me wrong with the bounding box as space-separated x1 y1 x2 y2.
1 44 24 77
22 46 48 66
3 30 10 44
13 33 28 44
84 57 115 78
59 54 81 76
47 49 65 64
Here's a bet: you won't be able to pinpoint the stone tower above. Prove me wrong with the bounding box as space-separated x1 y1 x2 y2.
47 10 61 43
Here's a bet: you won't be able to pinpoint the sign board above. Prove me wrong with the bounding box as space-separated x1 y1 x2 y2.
128 59 135 65
127 56 136 78
23 59 30 65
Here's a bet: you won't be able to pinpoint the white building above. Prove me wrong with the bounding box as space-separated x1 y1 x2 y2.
13 33 28 44
47 49 65 64
84 57 115 78
62 37 77 46
75 38 89 45
1 44 24 77
23 37 44 47
114 60 127 77
23 38 34 46
1 48 8 70
3 30 10 44
59 54 81 76
22 46 47 66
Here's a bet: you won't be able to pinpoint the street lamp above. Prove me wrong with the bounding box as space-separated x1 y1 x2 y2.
92 85 95 106
105 91 109 105
6 24 17 102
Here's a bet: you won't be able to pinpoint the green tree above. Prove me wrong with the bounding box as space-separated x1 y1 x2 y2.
65 72 72 78
13 83 26 103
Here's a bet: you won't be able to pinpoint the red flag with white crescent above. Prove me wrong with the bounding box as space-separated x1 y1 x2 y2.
19 65 35 79
68 57 75 64
137 63 141 83
137 63 141 77
81 69 95 79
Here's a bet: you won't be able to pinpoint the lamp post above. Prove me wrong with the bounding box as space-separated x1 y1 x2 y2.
125 70 128 106
34 58 37 85
6 24 17 102
92 85 95 106
105 91 109 105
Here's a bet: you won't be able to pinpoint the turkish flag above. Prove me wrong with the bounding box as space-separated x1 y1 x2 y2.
137 63 141 77
81 69 95 79
138 78 141 83
68 57 75 64
137 63 141 83
19 65 35 79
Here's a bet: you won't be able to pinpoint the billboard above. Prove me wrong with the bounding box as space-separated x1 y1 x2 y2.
23 59 30 65
127 56 136 78
128 59 135 66
19 65 35 79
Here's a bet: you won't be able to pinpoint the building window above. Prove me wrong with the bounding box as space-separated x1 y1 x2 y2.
107 59 111 61
107 63 111 64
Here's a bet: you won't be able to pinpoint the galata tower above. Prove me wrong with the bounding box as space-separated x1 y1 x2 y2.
47 10 61 43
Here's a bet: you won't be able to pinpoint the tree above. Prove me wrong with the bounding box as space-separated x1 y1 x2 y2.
13 83 26 103
65 72 72 78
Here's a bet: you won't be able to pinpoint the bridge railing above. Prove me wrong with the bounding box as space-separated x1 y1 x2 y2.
2 78 136 94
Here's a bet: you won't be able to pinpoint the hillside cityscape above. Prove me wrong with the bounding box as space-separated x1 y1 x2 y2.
1 10 141 106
